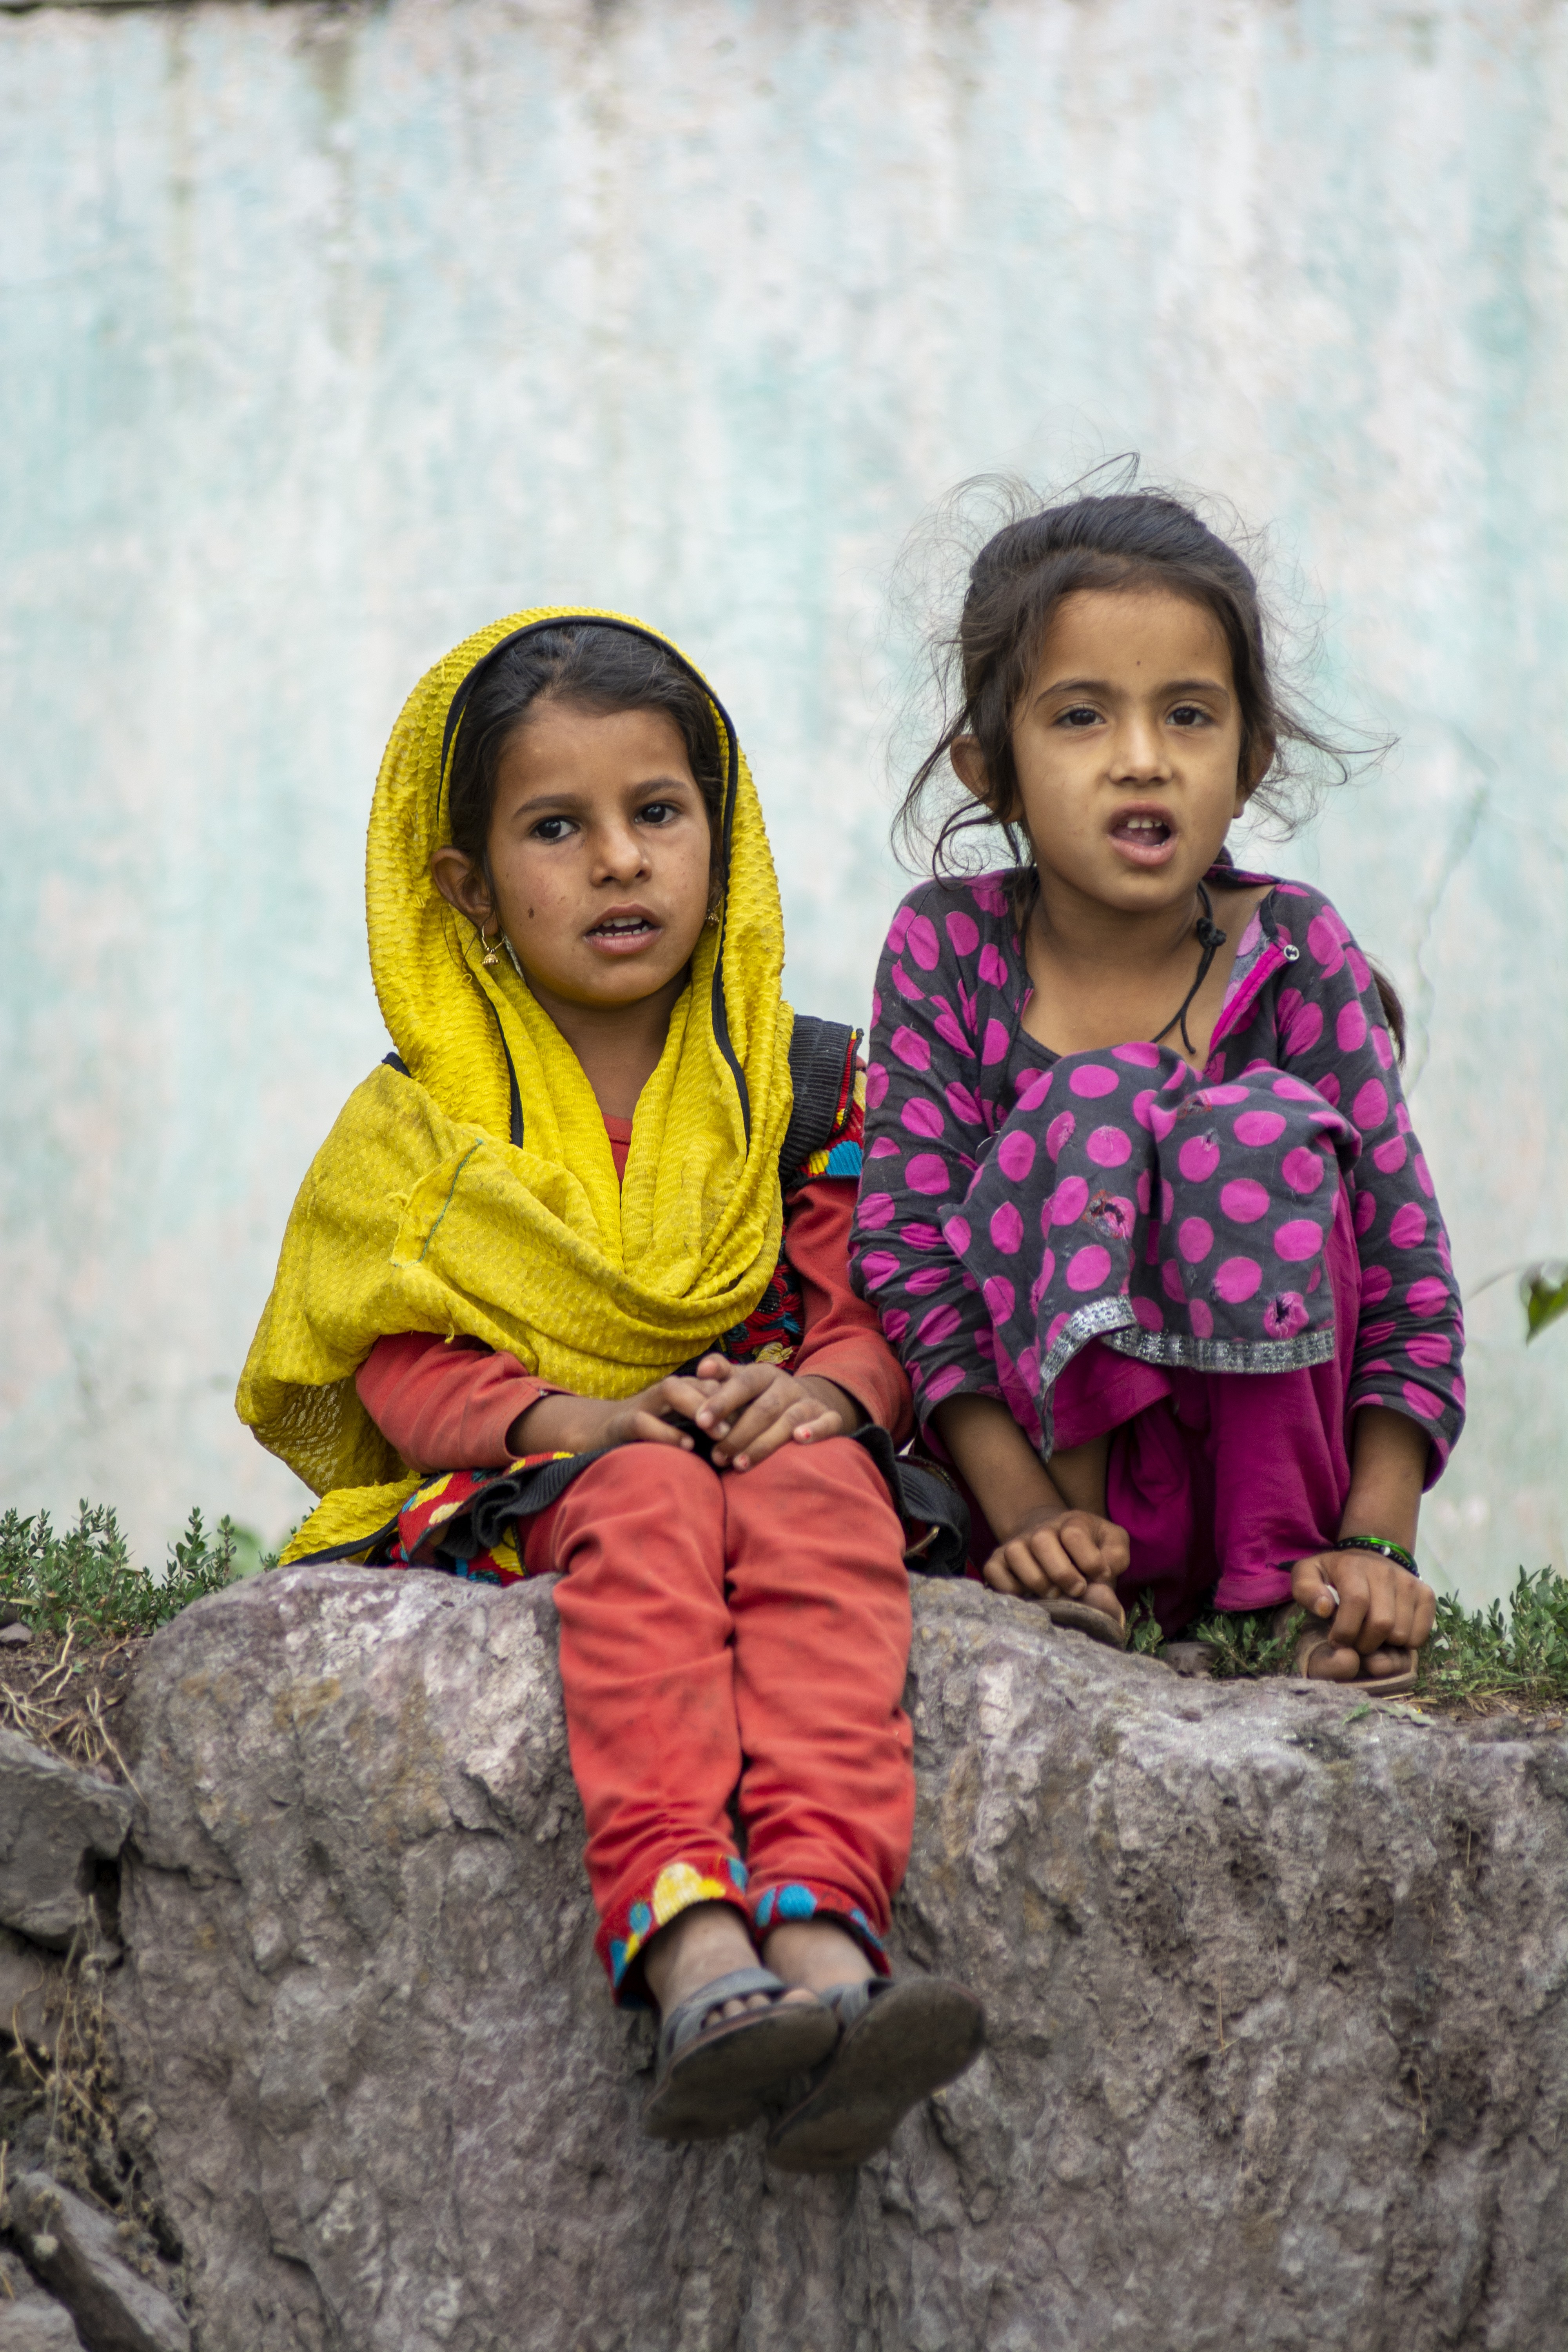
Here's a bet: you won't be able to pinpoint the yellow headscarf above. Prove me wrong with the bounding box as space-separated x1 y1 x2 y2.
239 609 797 1560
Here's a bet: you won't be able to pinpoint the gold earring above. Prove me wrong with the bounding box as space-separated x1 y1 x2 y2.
704 908 721 930
478 923 501 968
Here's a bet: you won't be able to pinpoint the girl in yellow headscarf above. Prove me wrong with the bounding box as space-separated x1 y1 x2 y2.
240 613 982 2170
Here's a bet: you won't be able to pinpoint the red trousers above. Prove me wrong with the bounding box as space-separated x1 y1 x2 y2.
521 1437 915 2000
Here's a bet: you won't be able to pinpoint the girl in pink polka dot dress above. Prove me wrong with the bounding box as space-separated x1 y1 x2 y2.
850 490 1462 1689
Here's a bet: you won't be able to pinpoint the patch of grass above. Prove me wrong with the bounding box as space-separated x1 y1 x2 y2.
1161 1568 1568 1713
0 1504 249 1642
1421 1568 1568 1712
1179 1605 1299 1681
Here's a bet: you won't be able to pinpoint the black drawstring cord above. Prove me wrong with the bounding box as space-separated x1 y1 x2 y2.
1151 882 1228 1055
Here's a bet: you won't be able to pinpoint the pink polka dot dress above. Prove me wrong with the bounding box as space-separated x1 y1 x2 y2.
851 867 1465 1510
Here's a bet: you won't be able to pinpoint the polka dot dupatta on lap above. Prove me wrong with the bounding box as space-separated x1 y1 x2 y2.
925 1048 1358 1455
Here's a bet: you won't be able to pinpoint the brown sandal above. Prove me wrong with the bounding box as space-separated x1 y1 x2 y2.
764 1975 985 2174
1040 1596 1128 1650
642 1967 838 2144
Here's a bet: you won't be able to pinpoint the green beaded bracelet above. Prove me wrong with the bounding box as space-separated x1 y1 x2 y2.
1335 1534 1419 1577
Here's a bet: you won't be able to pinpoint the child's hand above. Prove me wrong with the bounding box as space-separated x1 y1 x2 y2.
982 1503 1129 1623
508 1366 857 1466
1291 1549 1436 1674
690 1357 857 1471
509 1376 724 1459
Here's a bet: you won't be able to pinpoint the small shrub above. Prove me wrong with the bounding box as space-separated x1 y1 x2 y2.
0 1503 245 1641
1421 1567 1568 1710
1169 1568 1568 1710
1179 1605 1299 1680
1125 1594 1166 1657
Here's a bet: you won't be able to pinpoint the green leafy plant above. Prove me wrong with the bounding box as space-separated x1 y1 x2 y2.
1522 1262 1568 1344
1176 1605 1299 1680
0 1503 245 1641
1421 1567 1568 1710
1125 1594 1166 1657
219 1521 276 1579
1156 1569 1568 1710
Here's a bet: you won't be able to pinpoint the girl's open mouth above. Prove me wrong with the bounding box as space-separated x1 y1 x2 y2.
585 912 661 955
1108 810 1179 868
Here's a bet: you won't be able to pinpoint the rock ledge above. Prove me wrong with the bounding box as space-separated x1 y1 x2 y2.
109 1565 1568 2352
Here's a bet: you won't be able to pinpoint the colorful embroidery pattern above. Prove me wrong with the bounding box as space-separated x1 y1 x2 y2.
388 1455 574 1580
604 1853 752 1993
707 1260 805 1370
604 1868 890 2001
751 1882 889 1965
705 1045 865 1371
798 1056 866 1182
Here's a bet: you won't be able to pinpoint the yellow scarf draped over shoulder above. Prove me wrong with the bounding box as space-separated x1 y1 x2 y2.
238 608 797 1560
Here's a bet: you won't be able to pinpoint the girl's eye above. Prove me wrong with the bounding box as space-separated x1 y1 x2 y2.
532 815 576 842
637 800 679 824
1169 703 1212 729
1057 704 1103 730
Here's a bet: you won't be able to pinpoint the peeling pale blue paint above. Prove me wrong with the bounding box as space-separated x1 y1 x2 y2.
0 0 1563 1599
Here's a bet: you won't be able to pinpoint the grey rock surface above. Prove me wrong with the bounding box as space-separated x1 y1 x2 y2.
0 1735 132 1951
111 1566 1568 2352
0 2251 33 2298
7 2176 187 2352
0 1931 63 2057
0 2249 85 2347
0 2280 86 2351
0 2310 87 2352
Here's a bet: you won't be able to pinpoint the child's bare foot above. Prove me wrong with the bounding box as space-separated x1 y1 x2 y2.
761 1918 875 1998
1076 1576 1127 1625
1294 1626 1415 1681
642 1901 820 2026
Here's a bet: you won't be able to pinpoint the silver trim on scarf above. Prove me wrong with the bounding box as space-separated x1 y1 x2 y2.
1033 1298 1337 1458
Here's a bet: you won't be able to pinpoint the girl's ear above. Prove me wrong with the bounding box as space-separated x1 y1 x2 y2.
950 735 992 806
430 847 496 926
1234 732 1276 814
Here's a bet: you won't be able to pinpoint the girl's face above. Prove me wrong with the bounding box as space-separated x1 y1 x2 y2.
432 698 715 1013
975 588 1254 915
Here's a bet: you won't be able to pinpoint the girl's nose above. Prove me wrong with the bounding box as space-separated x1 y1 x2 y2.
1110 716 1171 779
592 823 651 882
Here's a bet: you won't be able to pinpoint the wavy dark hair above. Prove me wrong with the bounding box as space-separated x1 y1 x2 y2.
446 623 726 878
896 483 1405 1054
897 488 1355 865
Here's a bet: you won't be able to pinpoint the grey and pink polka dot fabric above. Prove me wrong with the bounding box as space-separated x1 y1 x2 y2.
850 867 1464 1474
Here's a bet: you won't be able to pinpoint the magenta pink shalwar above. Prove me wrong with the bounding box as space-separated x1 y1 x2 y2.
1048 1183 1360 1630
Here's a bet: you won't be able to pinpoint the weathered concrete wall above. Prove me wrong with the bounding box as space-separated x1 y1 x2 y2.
0 0 1564 1593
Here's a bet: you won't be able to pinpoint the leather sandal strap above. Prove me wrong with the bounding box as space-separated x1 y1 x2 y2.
657 1967 789 2071
817 1978 889 2032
